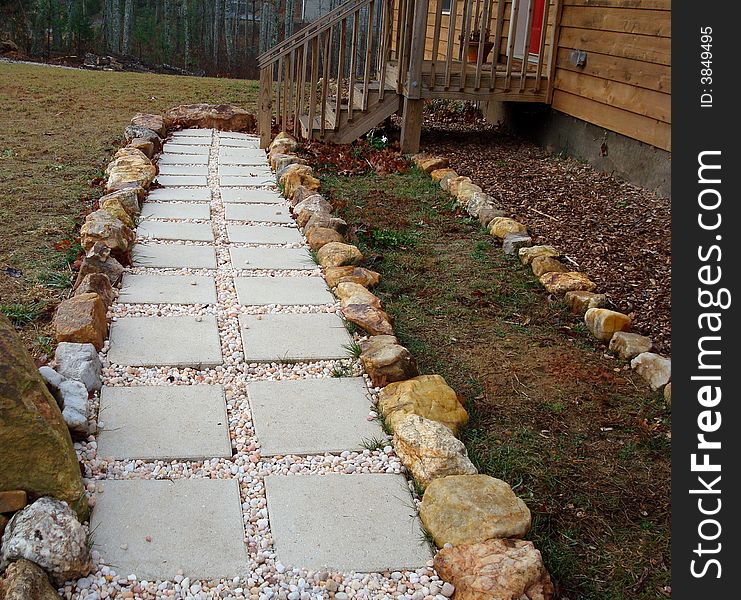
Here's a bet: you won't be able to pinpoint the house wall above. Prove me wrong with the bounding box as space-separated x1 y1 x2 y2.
551 0 671 151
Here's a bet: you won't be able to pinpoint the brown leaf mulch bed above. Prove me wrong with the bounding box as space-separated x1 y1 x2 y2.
420 126 672 355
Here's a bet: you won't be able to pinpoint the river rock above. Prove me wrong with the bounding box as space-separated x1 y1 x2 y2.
431 168 457 182
324 266 380 289
0 497 91 585
128 138 155 158
631 352 671 390
489 217 527 240
99 188 141 217
502 233 532 255
378 375 468 436
419 474 531 547
394 415 477 489
52 293 107 351
279 164 320 199
131 113 167 137
73 242 124 288
100 196 135 228
80 208 135 261
74 273 114 309
317 242 363 267
336 282 382 309
0 559 62 600
414 155 449 173
53 342 102 393
539 271 596 295
164 104 256 131
608 331 653 360
518 245 559 266
584 308 631 342
306 227 344 250
360 335 418 387
531 256 568 277
0 315 87 520
563 290 608 314
341 304 394 336
105 150 156 193
434 539 554 600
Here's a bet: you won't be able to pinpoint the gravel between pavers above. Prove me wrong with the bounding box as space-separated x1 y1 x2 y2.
66 131 441 600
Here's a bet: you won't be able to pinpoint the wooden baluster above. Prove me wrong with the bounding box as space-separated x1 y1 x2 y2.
474 0 491 89
519 0 536 92
396 0 408 93
429 0 443 89
336 19 347 130
258 66 272 148
504 0 520 91
489 0 506 91
378 0 391 100
307 37 320 139
362 1 375 110
348 10 359 121
276 57 283 131
321 27 332 137
282 54 289 129
459 0 474 90
294 44 307 138
534 0 551 92
444 0 458 90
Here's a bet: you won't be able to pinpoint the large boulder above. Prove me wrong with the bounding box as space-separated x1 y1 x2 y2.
420 474 531 547
324 266 380 289
359 335 418 387
316 243 363 268
164 104 256 131
0 497 91 585
131 113 167 138
434 539 554 600
105 151 156 193
79 208 135 261
73 242 124 289
0 315 87 520
394 414 477 489
0 559 62 600
378 374 468 436
53 343 102 393
52 293 108 351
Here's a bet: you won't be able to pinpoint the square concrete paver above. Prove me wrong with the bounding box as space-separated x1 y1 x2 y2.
119 274 217 305
158 154 209 165
97 385 231 460
230 247 315 270
108 316 222 367
250 378 381 455
219 154 269 166
221 188 283 204
91 479 247 579
234 277 333 306
140 202 210 220
132 244 217 269
162 144 210 155
220 175 275 187
157 164 209 176
172 128 214 137
227 224 303 245
219 165 273 176
138 221 214 241
155 174 209 187
265 474 432 571
219 137 260 148
239 313 352 362
225 204 291 224
148 188 211 202
166 136 212 145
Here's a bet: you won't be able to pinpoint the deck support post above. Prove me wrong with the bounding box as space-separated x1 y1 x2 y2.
400 96 423 154
258 66 273 149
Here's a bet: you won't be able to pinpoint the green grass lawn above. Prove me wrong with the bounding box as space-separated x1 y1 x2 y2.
0 62 257 355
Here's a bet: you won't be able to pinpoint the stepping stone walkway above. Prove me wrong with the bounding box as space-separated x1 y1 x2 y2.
90 130 431 591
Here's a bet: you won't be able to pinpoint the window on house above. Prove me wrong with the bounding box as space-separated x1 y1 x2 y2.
441 0 452 15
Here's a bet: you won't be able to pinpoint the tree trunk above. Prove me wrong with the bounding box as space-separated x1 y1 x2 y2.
108 0 121 53
121 0 133 55
213 0 223 70
183 0 191 70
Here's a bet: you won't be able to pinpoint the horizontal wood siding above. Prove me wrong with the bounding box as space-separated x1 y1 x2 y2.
553 0 671 150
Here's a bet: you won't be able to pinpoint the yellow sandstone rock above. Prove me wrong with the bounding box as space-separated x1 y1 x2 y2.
563 290 608 314
324 266 380 289
430 168 457 182
378 374 468 435
101 197 135 228
341 304 394 336
584 308 632 342
335 282 382 309
518 245 560 266
53 293 108 351
539 271 596 295
489 217 527 240
531 256 568 277
316 242 363 267
306 227 344 251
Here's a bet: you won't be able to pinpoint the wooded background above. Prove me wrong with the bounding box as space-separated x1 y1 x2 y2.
0 0 339 78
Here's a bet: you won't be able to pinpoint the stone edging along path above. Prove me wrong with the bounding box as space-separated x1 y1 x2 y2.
409 154 672 401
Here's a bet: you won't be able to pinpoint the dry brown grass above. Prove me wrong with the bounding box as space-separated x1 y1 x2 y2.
0 62 257 356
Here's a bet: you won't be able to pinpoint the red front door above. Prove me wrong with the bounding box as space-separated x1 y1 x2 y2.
529 0 547 55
